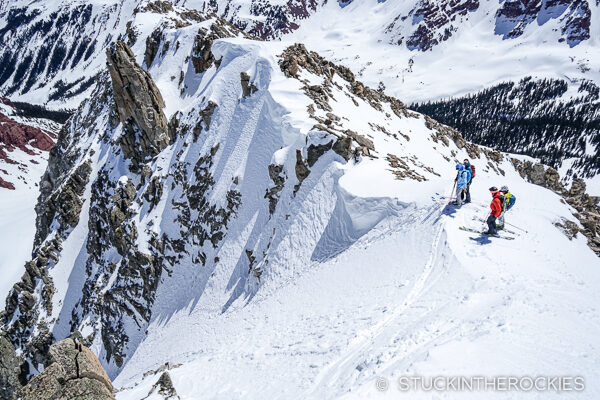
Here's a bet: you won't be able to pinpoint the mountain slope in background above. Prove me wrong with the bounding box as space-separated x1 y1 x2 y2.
1 0 599 186
412 77 600 189
0 98 62 306
2 0 599 106
288 0 600 184
0 3 599 399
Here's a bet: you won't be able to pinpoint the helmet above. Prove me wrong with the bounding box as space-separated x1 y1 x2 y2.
500 185 509 192
463 159 469 165
455 163 464 170
489 186 498 193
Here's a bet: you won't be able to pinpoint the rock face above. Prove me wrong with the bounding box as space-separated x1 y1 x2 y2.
106 41 169 163
386 0 479 50
495 0 591 46
0 99 60 190
144 372 179 399
190 21 244 74
0 336 23 400
16 338 114 400
512 159 600 255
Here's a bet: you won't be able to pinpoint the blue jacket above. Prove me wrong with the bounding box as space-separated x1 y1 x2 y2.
464 167 472 184
456 168 468 189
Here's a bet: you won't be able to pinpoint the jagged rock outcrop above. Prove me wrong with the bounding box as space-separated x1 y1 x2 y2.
190 20 252 74
16 338 114 400
279 42 412 163
386 0 479 50
36 160 92 246
265 164 286 214
495 0 591 46
513 159 600 255
144 27 165 68
240 72 258 97
512 159 562 192
106 41 169 163
143 372 179 399
0 336 24 400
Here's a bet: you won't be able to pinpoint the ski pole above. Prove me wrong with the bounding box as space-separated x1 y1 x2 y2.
448 180 456 201
504 221 528 233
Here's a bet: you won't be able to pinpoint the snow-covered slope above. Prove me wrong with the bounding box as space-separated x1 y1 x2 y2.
1 4 599 399
2 0 599 189
287 0 600 101
2 0 599 107
0 0 139 109
287 0 600 184
0 99 60 304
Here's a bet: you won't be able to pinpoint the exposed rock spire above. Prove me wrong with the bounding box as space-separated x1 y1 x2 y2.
106 41 169 162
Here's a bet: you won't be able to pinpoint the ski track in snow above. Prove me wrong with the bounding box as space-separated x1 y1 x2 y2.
0 5 598 397
115 178 600 399
308 201 446 395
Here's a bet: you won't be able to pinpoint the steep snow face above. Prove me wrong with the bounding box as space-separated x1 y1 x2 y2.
0 2 525 377
1 3 599 398
0 99 60 304
114 177 600 399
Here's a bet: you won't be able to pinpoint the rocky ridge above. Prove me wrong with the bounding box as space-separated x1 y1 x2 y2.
1 3 598 400
0 6 255 384
512 159 600 256
16 338 114 400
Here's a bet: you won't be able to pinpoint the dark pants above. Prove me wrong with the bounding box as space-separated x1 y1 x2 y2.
486 215 497 235
465 181 472 203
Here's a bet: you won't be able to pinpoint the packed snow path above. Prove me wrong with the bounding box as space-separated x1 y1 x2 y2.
116 180 600 399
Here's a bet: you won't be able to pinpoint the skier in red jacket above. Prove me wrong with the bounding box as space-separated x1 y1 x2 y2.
485 186 503 235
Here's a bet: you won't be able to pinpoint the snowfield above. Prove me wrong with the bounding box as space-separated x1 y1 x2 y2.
0 3 599 400
288 0 600 104
106 21 599 399
113 158 600 400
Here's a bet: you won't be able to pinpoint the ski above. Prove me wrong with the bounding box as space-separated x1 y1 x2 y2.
471 217 519 235
458 226 515 240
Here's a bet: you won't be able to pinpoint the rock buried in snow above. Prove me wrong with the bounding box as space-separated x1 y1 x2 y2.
16 338 114 400
143 372 179 399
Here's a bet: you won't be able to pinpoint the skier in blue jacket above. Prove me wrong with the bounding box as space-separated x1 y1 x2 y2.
454 164 468 207
463 159 473 203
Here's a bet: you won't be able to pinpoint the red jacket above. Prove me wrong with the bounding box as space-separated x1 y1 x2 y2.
490 193 502 218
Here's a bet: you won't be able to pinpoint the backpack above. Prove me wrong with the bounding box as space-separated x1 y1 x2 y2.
499 194 506 210
507 193 516 209
470 164 476 178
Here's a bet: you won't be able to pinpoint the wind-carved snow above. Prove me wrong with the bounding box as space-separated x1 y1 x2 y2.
1 3 599 399
109 13 600 400
311 187 406 262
